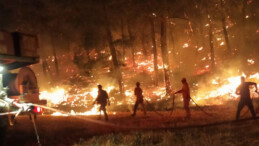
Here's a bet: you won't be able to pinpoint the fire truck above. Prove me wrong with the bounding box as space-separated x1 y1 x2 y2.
0 31 46 117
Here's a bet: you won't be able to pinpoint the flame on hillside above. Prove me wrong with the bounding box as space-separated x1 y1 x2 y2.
40 71 259 116
37 48 259 115
194 73 259 105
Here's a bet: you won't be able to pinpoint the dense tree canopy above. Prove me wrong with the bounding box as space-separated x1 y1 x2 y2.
0 0 258 91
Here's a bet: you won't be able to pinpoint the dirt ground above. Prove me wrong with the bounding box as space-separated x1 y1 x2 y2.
3 105 259 146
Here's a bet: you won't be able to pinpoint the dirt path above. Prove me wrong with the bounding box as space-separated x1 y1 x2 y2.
3 106 258 146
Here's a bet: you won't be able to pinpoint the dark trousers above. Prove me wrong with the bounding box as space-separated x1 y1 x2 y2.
236 99 256 120
99 104 108 121
132 100 146 116
184 97 191 118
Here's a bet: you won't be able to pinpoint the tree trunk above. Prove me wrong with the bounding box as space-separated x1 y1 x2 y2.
103 0 123 94
127 18 136 68
209 19 215 71
42 58 50 77
150 18 158 86
200 20 205 49
220 0 232 56
161 15 171 94
241 0 249 57
121 18 125 62
242 0 247 36
141 32 148 57
169 24 176 58
51 33 60 77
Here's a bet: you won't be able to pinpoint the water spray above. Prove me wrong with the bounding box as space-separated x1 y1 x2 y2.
33 104 122 127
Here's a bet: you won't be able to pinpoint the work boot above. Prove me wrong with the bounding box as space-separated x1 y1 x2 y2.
105 114 108 121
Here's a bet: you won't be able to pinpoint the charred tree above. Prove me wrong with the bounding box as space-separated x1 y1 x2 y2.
42 59 51 78
121 18 126 62
242 0 248 37
240 0 250 58
199 20 205 50
220 0 232 56
150 17 159 86
169 23 176 58
208 18 215 71
103 0 123 94
127 18 136 68
141 32 148 58
51 33 60 77
160 15 171 94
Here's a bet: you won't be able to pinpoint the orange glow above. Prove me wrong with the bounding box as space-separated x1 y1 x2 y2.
183 43 189 48
194 73 259 105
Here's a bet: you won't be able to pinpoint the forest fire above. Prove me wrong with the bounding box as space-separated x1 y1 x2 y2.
39 68 259 115
1 0 259 145
194 73 259 105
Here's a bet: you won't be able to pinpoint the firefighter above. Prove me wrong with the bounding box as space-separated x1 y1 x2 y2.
131 82 146 117
235 76 257 120
93 85 110 121
174 78 191 119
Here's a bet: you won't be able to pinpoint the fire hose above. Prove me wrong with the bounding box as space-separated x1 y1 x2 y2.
169 93 175 116
169 93 214 117
189 97 215 117
144 99 164 117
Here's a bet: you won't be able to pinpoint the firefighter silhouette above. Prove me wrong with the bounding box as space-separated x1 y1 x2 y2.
174 78 191 119
93 85 110 121
235 76 257 120
132 82 146 117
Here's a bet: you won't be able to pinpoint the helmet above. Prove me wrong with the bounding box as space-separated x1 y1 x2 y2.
97 84 102 89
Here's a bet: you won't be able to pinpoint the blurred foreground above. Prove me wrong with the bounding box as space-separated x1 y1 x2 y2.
4 105 259 146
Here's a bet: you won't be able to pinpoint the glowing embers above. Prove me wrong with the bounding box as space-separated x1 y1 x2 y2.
197 47 203 52
40 85 116 116
39 87 66 105
75 104 100 115
247 59 255 65
125 53 163 73
182 43 189 48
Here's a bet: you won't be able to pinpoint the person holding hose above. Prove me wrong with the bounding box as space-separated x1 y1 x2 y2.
174 78 191 119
